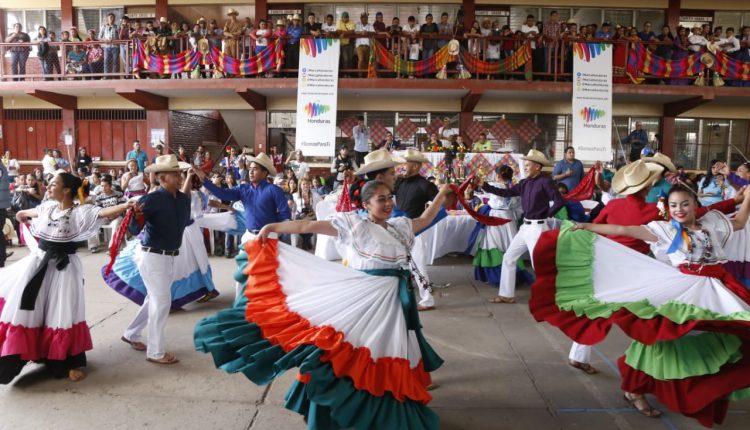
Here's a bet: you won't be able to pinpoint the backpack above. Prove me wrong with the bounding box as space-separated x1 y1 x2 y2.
38 41 49 57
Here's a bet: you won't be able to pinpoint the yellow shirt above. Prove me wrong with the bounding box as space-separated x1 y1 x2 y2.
473 140 492 152
337 20 356 45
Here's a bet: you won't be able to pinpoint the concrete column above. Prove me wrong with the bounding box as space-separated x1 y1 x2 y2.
661 116 675 159
665 0 680 34
255 0 268 23
254 110 267 154
61 0 75 30
156 0 169 22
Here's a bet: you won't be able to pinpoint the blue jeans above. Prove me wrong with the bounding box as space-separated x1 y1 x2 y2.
423 48 435 60
103 47 119 75
225 233 238 255
10 51 29 81
120 44 130 74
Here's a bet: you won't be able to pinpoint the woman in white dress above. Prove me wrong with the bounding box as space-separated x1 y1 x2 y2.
0 173 130 383
195 180 452 429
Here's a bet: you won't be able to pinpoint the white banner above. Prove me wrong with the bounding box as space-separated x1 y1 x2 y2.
572 43 612 162
295 39 340 157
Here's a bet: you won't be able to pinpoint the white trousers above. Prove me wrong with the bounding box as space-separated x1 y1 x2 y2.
123 252 175 359
498 221 549 298
569 342 592 364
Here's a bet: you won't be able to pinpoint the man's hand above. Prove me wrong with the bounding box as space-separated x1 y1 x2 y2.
192 166 206 181
735 186 746 204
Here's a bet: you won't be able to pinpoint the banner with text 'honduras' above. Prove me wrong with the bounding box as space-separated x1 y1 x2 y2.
295 38 340 157
572 42 612 162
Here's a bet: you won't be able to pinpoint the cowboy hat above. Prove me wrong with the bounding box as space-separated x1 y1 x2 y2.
227 8 239 16
520 149 552 166
159 17 168 24
197 16 206 23
611 160 664 195
448 39 460 56
642 152 677 173
276 19 285 26
292 14 301 20
354 149 405 176
244 152 277 177
401 149 429 163
144 154 190 174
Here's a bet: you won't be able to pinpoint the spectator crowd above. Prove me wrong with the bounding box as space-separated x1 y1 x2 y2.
3 10 749 82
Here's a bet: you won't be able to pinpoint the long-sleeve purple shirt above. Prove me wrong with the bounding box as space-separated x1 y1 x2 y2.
202 179 291 231
728 172 749 188
481 175 565 219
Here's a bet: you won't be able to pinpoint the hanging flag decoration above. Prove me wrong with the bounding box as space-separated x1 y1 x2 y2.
460 44 533 81
515 119 542 144
395 118 418 141
465 121 487 142
490 119 515 142
626 42 704 82
368 121 389 146
424 118 445 138
337 116 359 138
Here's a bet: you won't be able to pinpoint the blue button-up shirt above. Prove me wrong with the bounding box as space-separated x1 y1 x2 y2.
286 25 303 44
552 158 584 191
126 150 149 172
203 179 291 231
139 189 191 251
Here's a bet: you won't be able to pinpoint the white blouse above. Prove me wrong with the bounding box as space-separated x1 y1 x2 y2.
645 210 732 267
29 201 103 243
331 212 414 271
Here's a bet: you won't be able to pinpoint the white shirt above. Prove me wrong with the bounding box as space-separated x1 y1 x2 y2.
352 124 370 152
355 22 374 47
321 23 337 33
4 158 19 177
688 33 708 52
41 154 56 175
254 29 270 47
720 36 740 53
521 24 539 49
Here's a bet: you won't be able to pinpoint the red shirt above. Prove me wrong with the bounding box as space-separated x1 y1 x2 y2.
593 195 736 254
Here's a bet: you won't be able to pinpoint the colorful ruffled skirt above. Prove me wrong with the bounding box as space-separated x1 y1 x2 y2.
724 224 750 288
103 217 222 309
194 237 444 429
467 206 532 285
530 222 750 427
0 239 92 383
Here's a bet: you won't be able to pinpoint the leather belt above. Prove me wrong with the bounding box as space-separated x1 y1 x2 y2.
141 246 179 256
524 220 545 225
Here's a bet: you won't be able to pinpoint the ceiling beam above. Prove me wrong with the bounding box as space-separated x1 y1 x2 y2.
663 94 714 117
25 90 77 110
116 89 169 110
236 89 267 110
461 89 484 113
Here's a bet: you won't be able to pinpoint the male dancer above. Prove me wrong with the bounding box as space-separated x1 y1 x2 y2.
395 149 439 311
478 149 564 304
122 155 191 365
195 152 290 296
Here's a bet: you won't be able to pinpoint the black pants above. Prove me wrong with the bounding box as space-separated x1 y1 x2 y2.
285 44 300 73
354 151 368 166
0 352 87 384
0 208 6 267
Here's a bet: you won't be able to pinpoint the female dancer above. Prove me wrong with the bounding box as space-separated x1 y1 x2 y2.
195 181 451 429
103 170 235 309
0 173 130 383
532 184 750 426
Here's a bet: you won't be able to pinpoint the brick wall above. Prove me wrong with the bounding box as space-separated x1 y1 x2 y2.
169 111 221 154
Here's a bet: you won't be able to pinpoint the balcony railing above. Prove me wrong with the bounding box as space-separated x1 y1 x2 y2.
0 34 747 86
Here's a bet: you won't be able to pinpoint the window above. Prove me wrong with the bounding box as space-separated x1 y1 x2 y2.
673 119 749 170
510 7 539 31
571 9 602 28
604 10 633 28
635 10 665 30
713 12 741 33
5 9 61 39
542 8 570 25
75 7 125 35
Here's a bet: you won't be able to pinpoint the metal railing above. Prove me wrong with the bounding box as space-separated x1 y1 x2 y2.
0 33 743 84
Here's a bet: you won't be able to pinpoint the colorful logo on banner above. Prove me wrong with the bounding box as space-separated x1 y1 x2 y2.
579 107 606 123
301 38 335 57
304 102 331 118
574 43 609 62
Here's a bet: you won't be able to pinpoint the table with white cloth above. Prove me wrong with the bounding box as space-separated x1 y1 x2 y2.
415 153 527 182
412 212 477 266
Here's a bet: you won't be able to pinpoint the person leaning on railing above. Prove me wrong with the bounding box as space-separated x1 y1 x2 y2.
5 23 31 81
337 12 356 73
